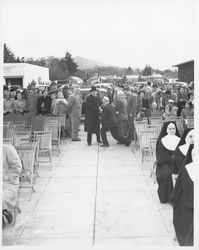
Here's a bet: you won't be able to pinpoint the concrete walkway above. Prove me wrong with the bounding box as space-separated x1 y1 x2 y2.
2 125 178 246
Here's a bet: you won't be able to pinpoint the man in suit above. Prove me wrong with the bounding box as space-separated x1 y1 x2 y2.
100 96 131 147
125 87 137 140
67 87 82 141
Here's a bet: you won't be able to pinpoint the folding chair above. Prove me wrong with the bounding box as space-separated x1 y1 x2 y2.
34 131 52 170
7 125 16 138
57 115 66 138
139 129 157 169
3 113 14 123
32 116 46 133
149 137 157 184
3 138 14 145
150 117 162 126
24 113 34 128
14 113 25 123
134 121 147 149
14 132 31 147
44 120 61 154
186 118 194 129
146 124 161 138
16 144 36 201
3 123 10 138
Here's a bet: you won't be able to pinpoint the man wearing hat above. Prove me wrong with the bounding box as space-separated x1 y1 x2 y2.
84 86 101 145
27 85 40 115
162 99 178 119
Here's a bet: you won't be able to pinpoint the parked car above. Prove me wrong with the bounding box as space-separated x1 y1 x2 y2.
169 82 188 90
80 87 107 120
94 83 113 91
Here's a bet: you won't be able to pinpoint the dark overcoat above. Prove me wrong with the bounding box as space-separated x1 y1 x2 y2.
84 94 100 133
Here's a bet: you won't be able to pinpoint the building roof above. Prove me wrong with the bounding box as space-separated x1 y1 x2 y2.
172 60 194 67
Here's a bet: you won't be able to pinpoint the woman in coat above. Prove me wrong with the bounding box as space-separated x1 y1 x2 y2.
37 90 52 115
84 86 101 145
171 145 194 246
156 121 181 203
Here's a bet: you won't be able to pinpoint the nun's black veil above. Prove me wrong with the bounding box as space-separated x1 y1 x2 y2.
177 128 193 148
171 143 194 204
181 143 194 168
171 143 194 246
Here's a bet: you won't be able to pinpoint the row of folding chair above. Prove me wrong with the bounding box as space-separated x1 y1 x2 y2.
4 131 53 201
134 119 159 183
3 113 33 128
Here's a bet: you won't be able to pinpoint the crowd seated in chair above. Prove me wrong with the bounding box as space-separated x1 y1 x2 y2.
2 144 22 228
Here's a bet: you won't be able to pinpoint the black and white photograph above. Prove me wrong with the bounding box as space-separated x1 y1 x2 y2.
1 0 199 247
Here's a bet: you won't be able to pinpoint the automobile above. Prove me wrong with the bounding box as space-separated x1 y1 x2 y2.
94 83 113 91
169 82 188 90
80 87 107 120
133 82 148 87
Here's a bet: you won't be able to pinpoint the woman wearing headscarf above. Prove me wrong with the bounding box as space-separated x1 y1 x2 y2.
171 145 194 246
156 121 181 203
173 128 194 174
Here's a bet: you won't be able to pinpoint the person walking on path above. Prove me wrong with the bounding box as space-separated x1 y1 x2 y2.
100 96 132 147
67 87 82 141
84 86 101 146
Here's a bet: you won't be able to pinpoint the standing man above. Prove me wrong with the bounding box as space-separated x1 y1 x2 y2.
67 87 82 141
84 86 101 146
27 85 40 115
100 96 131 147
113 89 128 136
125 87 137 140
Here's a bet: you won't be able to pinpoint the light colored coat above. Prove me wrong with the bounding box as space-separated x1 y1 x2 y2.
67 94 82 118
3 144 22 211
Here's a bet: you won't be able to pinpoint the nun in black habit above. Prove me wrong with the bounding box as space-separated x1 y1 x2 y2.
171 145 194 246
173 128 194 174
156 121 181 203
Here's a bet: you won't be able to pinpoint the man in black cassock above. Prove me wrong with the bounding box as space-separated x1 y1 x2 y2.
84 86 101 146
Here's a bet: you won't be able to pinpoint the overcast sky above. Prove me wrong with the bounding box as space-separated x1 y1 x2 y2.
1 0 197 70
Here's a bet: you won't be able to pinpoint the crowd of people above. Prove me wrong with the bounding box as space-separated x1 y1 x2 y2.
3 79 195 246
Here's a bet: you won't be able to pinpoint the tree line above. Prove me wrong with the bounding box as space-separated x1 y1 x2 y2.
3 43 177 81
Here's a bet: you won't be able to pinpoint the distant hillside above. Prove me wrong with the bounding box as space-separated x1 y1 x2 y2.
74 56 111 69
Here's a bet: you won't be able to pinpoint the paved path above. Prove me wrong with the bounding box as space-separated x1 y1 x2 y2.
2 126 178 246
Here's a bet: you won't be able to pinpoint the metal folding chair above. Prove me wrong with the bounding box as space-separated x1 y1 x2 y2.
44 120 61 154
149 137 157 184
14 132 31 147
16 144 36 201
139 129 157 169
34 131 53 170
3 123 10 138
186 118 194 128
3 138 14 145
